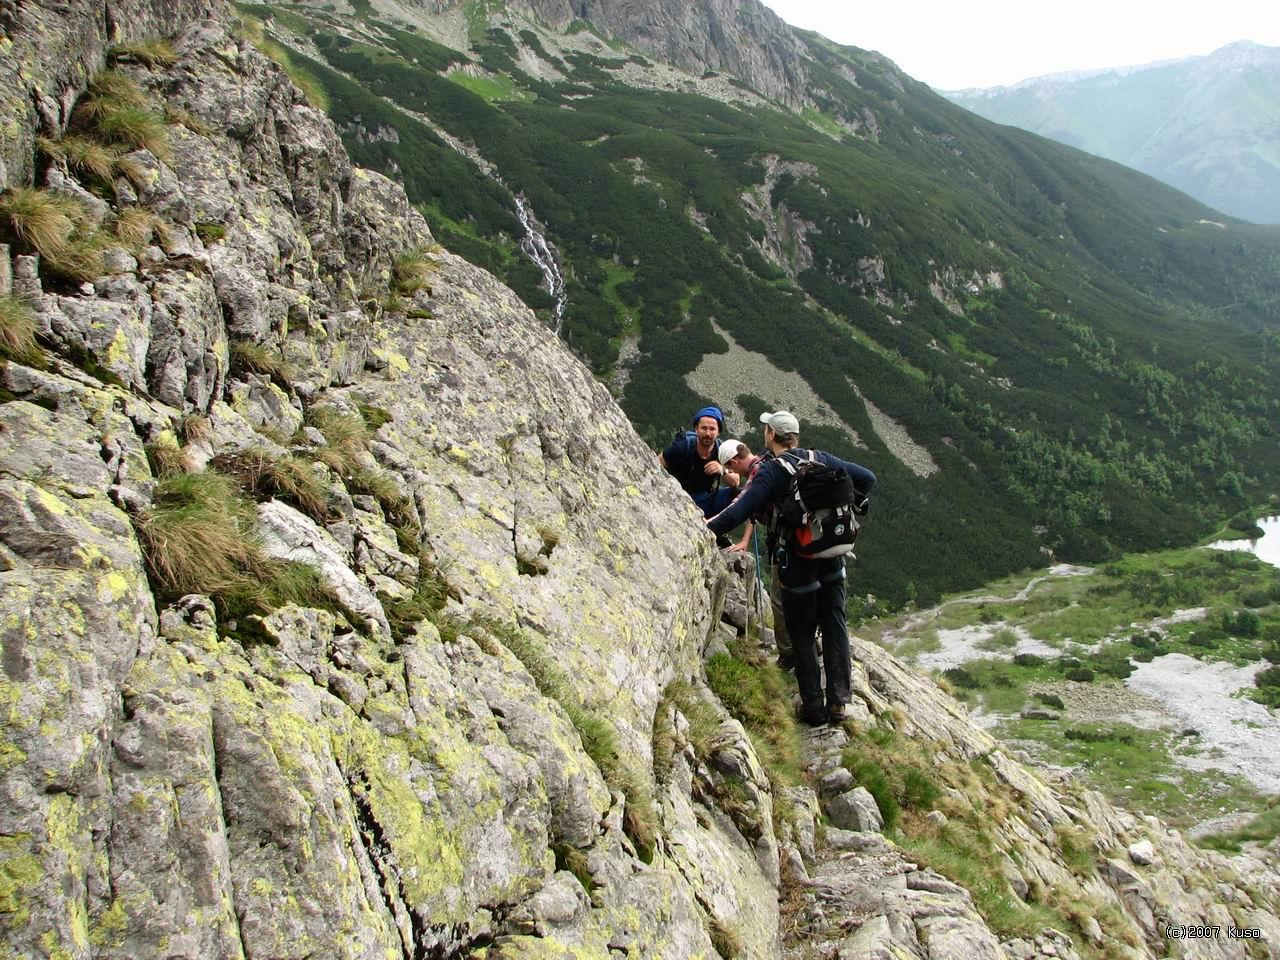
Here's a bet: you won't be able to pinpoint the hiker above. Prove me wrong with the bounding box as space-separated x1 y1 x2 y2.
717 439 758 523
658 406 740 518
718 440 795 670
707 411 875 725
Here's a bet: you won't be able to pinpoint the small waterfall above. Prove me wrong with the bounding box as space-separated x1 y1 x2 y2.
513 195 567 334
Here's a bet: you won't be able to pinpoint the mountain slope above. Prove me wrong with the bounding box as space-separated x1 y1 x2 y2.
245 0 1280 608
944 41 1280 224
2 3 1279 957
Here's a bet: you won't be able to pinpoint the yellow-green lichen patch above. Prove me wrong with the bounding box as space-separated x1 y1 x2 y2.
342 725 467 911
0 834 40 931
88 897 128 948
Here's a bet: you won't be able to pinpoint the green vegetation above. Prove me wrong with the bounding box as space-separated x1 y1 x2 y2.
306 403 372 475
238 11 330 110
229 339 295 386
1198 798 1280 854
707 917 742 960
0 187 108 284
0 187 82 260
144 439 189 479
195 222 226 244
135 469 340 625
0 296 44 366
840 722 1101 946
872 536 1280 835
107 38 178 69
212 447 333 522
446 67 524 102
37 134 118 184
84 92 172 162
390 246 440 297
705 638 804 792
113 208 168 254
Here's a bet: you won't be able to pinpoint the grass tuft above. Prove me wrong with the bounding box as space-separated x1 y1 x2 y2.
135 468 340 626
41 234 109 284
708 917 742 960
0 187 81 259
229 340 295 387
95 106 172 162
37 134 117 184
391 248 441 296
145 440 189 479
113 207 168 254
163 106 214 137
212 447 333 522
107 38 179 69
382 556 455 642
0 296 45 366
77 71 150 122
705 641 804 786
551 842 595 894
307 405 372 476
178 412 212 444
136 470 267 598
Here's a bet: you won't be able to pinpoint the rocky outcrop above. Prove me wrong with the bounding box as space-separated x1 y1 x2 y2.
2 2 1277 959
1 10 779 958
0 0 226 191
410 0 812 106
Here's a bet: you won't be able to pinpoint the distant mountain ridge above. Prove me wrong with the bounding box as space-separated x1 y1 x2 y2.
944 41 1280 223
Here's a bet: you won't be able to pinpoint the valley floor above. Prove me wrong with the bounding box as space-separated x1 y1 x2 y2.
866 521 1280 849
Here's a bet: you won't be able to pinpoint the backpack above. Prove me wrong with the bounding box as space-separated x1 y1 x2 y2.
773 450 867 560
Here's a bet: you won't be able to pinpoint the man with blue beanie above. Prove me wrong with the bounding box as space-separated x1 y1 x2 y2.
659 406 740 518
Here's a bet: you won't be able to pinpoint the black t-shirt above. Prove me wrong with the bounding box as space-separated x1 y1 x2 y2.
662 432 721 496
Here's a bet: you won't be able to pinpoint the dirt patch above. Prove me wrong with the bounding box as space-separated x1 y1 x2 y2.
1127 653 1280 795
685 323 863 444
850 383 937 477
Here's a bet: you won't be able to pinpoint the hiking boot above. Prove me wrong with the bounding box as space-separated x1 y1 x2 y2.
795 702 827 727
826 701 848 723
715 533 733 549
775 653 795 671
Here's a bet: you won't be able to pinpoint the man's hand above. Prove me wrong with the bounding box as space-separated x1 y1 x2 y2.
727 541 748 553
703 460 722 476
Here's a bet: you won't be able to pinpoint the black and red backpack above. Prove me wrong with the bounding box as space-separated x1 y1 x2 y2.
772 450 868 560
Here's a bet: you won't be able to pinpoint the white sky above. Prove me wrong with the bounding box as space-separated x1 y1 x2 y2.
760 0 1280 89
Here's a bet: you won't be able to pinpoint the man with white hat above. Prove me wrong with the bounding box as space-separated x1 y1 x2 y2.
707 411 875 725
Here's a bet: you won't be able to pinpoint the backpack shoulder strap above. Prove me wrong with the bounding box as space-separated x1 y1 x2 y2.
776 450 803 475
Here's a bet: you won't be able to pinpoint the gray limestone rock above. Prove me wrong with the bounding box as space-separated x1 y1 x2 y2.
828 786 885 833
1127 838 1156 865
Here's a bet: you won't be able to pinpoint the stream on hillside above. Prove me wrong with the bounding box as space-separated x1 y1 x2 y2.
514 194 567 334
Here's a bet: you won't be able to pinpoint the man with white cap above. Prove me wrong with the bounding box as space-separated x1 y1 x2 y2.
707 410 875 725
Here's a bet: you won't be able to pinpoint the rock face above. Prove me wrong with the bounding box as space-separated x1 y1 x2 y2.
413 0 814 105
1 2 1277 959
0 8 775 958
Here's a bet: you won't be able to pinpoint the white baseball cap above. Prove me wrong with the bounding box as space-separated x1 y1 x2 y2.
759 410 800 434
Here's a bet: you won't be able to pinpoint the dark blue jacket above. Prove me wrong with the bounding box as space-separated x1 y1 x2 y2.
709 448 875 590
707 448 875 535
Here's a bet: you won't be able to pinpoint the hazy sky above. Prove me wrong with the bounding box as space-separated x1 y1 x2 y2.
760 0 1280 89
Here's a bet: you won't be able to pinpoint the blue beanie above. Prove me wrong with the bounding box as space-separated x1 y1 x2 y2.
692 406 724 429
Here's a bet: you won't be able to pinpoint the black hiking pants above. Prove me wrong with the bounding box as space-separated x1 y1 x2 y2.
783 566 850 710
